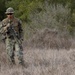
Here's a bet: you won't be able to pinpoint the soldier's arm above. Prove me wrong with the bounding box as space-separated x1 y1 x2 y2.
0 21 7 40
18 20 24 40
0 22 3 33
0 21 6 34
1 20 11 34
1 21 7 34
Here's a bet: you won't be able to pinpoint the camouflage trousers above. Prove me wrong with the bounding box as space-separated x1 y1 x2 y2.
5 37 24 65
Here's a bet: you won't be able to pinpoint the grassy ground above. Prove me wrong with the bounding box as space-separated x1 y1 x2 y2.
0 43 75 75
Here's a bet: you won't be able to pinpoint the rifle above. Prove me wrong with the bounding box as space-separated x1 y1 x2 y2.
7 20 22 46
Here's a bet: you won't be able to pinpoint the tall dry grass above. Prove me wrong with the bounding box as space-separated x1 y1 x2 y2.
27 28 73 49
0 44 75 75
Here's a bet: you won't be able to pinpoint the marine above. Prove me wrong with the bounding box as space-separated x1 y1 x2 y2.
0 7 24 66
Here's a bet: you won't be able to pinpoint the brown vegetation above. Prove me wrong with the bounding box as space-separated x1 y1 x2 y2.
0 45 75 75
27 28 74 49
0 30 75 75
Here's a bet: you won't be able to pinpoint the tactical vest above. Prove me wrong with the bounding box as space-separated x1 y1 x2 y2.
2 17 22 39
2 17 21 33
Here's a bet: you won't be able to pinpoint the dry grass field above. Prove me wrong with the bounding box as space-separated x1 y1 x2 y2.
0 43 75 75
0 29 75 75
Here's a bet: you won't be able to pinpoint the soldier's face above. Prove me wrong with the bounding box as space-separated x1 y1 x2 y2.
7 13 14 19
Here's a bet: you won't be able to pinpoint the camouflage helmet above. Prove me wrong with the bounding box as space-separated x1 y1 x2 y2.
5 7 14 14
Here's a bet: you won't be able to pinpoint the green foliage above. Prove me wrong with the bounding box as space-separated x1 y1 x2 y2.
5 0 75 21
6 0 43 21
0 0 6 20
0 0 75 37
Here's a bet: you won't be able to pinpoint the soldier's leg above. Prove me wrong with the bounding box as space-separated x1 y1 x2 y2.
5 38 15 64
15 42 24 65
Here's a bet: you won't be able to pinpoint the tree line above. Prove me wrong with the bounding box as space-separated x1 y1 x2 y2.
0 0 75 36
0 0 74 20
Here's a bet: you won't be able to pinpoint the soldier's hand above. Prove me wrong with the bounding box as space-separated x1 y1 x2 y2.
3 27 8 32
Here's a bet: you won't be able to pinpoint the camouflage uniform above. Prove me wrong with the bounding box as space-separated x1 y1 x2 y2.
0 7 24 65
